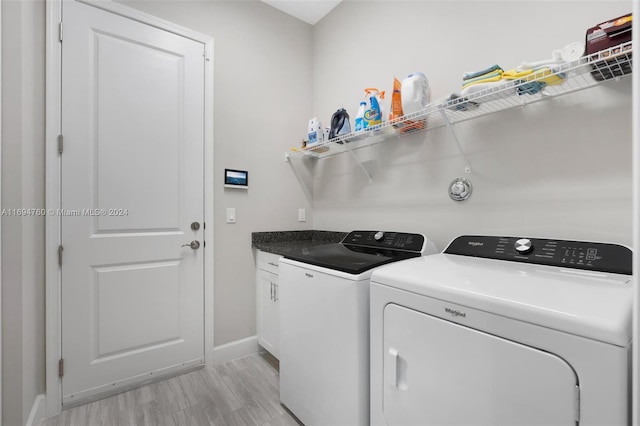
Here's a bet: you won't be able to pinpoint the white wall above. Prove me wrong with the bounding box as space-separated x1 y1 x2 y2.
1 0 46 425
118 0 314 346
311 1 633 250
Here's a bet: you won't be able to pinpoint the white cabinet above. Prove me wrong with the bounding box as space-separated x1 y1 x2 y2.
256 250 280 358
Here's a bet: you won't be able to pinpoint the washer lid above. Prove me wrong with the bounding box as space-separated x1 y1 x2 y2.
282 242 422 275
370 254 632 347
282 230 436 275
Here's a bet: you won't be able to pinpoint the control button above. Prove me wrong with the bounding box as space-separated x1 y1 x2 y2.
514 238 533 255
374 231 385 241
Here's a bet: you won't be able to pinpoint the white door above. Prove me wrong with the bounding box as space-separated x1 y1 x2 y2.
383 304 578 426
60 0 205 404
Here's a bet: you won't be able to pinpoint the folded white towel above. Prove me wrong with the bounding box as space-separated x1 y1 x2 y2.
517 58 565 71
518 42 585 71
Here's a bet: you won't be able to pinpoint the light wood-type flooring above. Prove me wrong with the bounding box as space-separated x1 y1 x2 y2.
40 352 300 426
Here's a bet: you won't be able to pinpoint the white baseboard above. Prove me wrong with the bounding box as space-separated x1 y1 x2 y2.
211 335 259 366
26 394 47 426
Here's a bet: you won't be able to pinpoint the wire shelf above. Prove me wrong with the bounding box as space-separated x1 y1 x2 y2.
289 41 632 160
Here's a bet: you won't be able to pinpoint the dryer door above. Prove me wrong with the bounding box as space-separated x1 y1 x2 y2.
383 304 578 426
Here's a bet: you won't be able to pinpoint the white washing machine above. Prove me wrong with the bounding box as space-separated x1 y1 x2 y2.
279 231 437 426
370 235 633 426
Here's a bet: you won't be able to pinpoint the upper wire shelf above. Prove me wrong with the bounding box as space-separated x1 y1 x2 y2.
289 41 633 160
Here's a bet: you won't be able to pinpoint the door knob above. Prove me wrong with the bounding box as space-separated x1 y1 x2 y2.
181 240 200 249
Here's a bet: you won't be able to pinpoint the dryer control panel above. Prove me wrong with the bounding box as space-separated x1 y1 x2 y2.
444 235 632 275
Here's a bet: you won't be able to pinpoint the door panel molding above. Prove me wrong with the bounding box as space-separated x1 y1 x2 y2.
45 0 214 416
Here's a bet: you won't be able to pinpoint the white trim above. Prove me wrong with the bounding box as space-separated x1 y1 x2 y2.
45 0 215 416
0 0 3 420
633 2 639 425
45 0 62 416
211 336 260 366
204 39 215 371
25 394 47 426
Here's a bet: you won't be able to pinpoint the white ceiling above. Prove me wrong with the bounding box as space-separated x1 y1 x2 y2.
261 0 342 25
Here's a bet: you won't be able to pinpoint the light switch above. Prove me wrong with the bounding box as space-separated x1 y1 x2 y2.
227 208 236 224
298 208 306 222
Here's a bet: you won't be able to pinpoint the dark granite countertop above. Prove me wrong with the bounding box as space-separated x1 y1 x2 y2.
252 230 346 256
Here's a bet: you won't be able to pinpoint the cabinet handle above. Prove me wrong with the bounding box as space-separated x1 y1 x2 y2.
273 284 278 302
270 282 274 301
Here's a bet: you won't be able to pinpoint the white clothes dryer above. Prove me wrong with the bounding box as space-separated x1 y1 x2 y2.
370 235 632 426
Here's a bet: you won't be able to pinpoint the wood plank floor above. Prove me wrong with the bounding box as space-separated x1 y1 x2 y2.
40 352 300 426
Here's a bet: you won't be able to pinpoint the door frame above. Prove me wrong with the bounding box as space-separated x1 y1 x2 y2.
633 1 639 424
0 1 3 420
45 0 214 416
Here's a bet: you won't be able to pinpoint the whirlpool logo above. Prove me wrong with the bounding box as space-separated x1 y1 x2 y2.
445 307 466 318
468 241 484 247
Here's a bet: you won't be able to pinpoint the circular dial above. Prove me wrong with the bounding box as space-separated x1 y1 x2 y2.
514 238 533 254
374 231 385 241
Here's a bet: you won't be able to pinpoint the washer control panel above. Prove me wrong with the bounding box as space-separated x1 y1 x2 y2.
342 230 425 252
444 235 632 275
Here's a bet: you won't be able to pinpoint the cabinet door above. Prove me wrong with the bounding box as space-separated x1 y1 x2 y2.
257 269 279 358
383 304 578 426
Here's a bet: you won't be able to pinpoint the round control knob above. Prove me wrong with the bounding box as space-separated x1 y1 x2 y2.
514 238 533 255
374 231 385 241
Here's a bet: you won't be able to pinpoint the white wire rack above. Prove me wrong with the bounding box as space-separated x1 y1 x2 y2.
289 41 633 161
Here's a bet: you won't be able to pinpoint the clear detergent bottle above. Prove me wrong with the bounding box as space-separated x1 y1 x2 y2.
354 101 366 132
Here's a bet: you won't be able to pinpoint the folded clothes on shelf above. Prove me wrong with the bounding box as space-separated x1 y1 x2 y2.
460 80 515 99
517 58 565 71
523 66 567 85
513 66 568 96
461 71 504 90
516 81 546 96
445 93 480 111
462 64 503 80
455 57 572 106
501 69 534 80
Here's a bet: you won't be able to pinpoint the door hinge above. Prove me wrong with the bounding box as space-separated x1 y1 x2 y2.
58 358 64 378
58 245 64 267
204 49 211 62
58 22 63 42
574 385 580 422
57 134 64 155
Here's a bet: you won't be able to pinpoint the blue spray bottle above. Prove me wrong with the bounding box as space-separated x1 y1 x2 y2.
354 102 366 132
363 88 383 129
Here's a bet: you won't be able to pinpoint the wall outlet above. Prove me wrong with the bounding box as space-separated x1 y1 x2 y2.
227 208 236 224
298 208 306 222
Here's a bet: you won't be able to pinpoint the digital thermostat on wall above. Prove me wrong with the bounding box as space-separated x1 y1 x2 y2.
224 169 248 189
